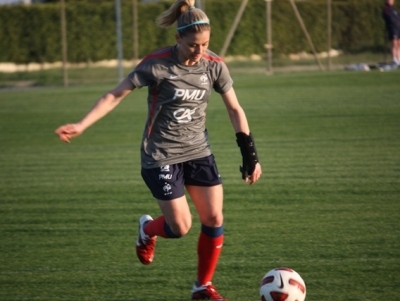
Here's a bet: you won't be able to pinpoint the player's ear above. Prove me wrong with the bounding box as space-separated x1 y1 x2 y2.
175 33 181 43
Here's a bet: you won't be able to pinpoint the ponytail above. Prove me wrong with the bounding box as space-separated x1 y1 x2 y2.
156 0 210 36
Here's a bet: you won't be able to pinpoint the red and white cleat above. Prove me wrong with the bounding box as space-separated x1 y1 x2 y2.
191 282 228 301
136 215 157 265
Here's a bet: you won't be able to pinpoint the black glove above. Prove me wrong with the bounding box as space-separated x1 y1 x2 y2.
236 132 259 179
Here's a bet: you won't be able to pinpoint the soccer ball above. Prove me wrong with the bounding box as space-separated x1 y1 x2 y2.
260 267 306 301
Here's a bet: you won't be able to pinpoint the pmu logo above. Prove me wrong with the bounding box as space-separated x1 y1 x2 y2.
159 174 172 180
173 88 206 101
173 108 197 123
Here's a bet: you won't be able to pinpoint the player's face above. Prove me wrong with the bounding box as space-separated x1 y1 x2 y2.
176 30 210 66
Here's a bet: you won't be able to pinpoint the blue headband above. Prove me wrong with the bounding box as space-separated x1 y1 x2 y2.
177 20 210 31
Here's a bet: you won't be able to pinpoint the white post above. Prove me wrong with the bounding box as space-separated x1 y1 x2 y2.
196 0 204 10
60 0 68 87
132 0 139 62
115 0 124 82
265 0 273 75
327 0 332 70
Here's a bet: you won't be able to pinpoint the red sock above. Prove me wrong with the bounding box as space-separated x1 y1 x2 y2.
197 231 224 285
143 216 168 238
143 215 180 238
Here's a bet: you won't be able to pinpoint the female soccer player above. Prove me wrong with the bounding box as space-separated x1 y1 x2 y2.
383 0 400 65
55 1 262 300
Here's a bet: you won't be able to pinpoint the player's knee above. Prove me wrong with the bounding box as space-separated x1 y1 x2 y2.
201 214 224 228
169 219 192 237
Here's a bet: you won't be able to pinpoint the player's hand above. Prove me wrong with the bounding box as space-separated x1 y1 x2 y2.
55 123 84 143
245 162 262 185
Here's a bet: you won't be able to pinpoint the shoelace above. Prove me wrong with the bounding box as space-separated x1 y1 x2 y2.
204 285 223 298
142 236 156 247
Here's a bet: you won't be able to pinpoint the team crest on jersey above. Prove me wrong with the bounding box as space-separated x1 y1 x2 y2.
200 73 208 85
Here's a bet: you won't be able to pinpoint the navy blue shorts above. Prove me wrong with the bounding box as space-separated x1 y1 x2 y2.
141 154 222 201
387 27 400 41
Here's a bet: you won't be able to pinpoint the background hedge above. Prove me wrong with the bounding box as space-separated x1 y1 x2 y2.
0 0 389 64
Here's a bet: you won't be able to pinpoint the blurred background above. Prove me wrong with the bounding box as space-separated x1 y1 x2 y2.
0 0 393 88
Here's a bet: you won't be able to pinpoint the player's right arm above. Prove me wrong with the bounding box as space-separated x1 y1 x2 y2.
55 77 136 143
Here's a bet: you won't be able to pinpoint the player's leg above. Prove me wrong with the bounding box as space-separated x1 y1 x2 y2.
187 184 226 300
137 164 192 265
389 34 400 64
394 38 400 65
390 39 395 62
146 195 192 238
183 155 226 300
187 184 224 282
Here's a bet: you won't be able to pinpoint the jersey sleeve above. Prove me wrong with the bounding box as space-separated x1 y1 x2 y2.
128 59 156 88
213 61 233 94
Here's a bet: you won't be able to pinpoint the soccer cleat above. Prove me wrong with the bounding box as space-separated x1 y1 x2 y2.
136 214 157 265
191 282 228 301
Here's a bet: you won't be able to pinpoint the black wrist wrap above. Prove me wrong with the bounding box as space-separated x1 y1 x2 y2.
236 132 259 179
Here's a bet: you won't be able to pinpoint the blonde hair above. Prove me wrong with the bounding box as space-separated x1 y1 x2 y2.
156 0 210 36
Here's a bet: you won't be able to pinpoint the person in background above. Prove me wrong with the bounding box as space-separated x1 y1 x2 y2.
383 0 400 65
55 0 262 300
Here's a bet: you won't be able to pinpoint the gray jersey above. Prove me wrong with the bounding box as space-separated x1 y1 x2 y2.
128 45 233 169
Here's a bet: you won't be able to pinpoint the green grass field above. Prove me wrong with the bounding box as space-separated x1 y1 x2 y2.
1 70 399 300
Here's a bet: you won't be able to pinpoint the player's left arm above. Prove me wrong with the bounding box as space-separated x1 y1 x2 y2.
55 77 135 143
221 87 262 185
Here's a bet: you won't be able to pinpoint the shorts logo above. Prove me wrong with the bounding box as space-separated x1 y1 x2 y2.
163 183 172 195
173 108 197 124
159 174 172 180
160 165 170 172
